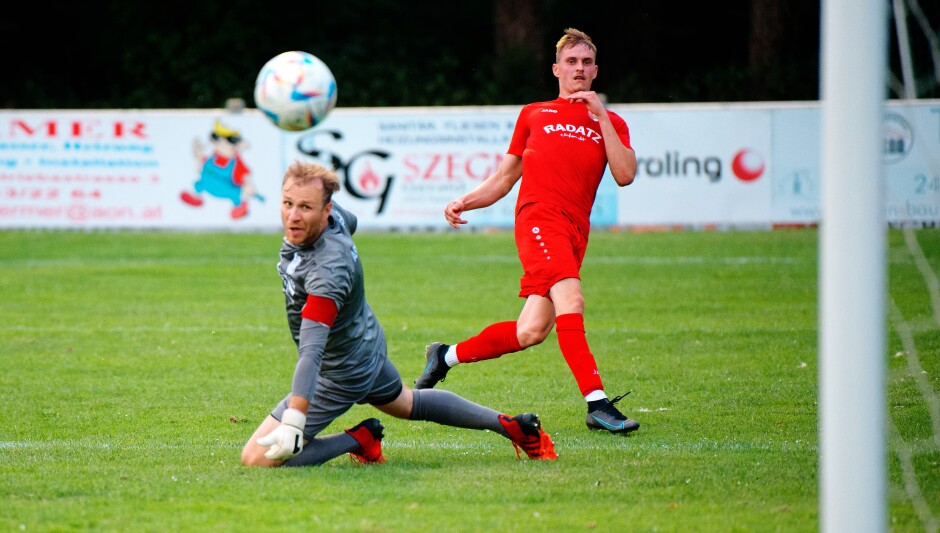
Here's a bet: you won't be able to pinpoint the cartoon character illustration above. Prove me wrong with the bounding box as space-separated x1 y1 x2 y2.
180 120 260 219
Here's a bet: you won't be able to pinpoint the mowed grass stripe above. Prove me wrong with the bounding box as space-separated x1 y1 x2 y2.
903 227 940 328
0 228 936 532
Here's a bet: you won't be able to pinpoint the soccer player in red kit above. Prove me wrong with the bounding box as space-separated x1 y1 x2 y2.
414 28 640 434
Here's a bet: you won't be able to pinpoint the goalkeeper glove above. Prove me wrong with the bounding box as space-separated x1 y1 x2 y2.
257 408 306 461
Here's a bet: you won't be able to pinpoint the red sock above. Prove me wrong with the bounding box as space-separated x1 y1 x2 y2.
555 313 603 395
456 321 522 362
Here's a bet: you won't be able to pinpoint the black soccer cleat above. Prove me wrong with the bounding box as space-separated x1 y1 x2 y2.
586 391 640 434
414 342 451 389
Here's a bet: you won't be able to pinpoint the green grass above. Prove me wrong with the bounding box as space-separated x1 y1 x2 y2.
0 227 937 532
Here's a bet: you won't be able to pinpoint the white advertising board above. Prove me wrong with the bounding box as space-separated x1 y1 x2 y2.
279 107 522 230
0 101 937 231
0 110 284 230
612 104 774 228
772 101 940 226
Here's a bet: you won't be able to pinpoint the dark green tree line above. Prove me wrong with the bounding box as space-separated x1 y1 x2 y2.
1 0 935 109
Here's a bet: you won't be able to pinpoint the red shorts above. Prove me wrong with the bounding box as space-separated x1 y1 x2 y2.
514 203 587 298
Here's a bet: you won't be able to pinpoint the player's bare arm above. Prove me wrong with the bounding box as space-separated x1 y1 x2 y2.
444 154 523 228
599 120 636 187
288 395 310 413
567 90 636 187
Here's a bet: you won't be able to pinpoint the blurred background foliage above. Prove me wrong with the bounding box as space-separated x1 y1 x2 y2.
1 0 937 109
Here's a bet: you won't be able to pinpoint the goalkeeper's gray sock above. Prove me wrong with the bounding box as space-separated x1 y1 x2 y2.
410 388 507 437
281 432 357 467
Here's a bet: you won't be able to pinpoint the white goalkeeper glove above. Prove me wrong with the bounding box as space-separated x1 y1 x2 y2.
257 408 306 461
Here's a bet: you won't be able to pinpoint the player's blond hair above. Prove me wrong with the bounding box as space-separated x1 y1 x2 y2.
555 28 596 62
282 161 340 206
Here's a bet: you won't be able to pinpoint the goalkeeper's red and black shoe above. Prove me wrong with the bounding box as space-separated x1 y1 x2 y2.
346 418 386 465
498 413 558 461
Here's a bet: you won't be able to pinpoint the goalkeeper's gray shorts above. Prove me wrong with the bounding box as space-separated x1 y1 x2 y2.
270 355 404 440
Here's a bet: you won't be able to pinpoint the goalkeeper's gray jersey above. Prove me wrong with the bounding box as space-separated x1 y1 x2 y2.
276 203 385 391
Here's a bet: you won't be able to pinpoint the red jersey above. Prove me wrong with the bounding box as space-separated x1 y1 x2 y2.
507 97 631 234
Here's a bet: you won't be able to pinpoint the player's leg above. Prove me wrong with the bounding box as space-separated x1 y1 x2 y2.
414 204 560 390
375 357 497 429
373 386 556 460
512 205 605 398
550 278 640 435
550 277 602 394
414 321 522 389
372 356 553 459
414 296 555 389
242 414 360 467
516 294 557 346
517 204 639 435
378 387 498 430
454 296 555 361
241 415 287 467
241 389 385 467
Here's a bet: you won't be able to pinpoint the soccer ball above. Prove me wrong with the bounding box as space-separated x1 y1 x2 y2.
254 51 338 131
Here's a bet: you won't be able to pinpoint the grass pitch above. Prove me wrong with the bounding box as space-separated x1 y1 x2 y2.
0 228 937 532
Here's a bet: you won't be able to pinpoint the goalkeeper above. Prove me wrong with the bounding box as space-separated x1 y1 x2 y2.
240 162 556 467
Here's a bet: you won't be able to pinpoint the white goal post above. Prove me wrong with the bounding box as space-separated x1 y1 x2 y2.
819 0 888 532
